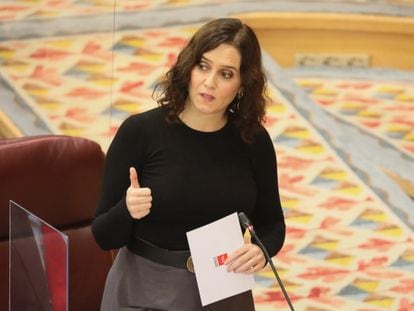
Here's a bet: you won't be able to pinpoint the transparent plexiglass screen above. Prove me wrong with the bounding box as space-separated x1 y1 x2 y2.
9 201 68 311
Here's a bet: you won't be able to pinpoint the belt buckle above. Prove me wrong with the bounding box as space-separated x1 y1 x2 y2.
186 256 195 273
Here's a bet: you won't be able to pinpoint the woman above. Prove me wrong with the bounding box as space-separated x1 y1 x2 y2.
92 17 286 311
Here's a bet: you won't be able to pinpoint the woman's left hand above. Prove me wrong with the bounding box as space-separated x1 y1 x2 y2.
225 243 266 274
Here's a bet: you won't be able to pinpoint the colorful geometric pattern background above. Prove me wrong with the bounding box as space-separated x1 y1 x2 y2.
0 0 237 21
1 0 414 22
1 24 197 150
295 78 414 158
1 1 413 310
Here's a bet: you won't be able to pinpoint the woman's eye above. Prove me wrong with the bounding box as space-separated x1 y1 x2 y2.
222 71 233 79
198 63 208 70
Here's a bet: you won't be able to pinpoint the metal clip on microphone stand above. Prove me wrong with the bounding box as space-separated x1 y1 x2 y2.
238 212 295 311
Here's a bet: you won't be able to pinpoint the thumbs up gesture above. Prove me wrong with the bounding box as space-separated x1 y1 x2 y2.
126 167 152 219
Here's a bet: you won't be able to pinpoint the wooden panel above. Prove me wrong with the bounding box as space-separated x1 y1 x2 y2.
0 110 22 139
233 12 414 70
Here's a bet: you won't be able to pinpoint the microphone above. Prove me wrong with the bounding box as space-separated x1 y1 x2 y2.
238 212 295 311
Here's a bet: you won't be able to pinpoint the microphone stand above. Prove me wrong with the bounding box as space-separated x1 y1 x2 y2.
239 213 295 311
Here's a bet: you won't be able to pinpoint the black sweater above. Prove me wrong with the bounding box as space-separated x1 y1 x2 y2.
92 107 285 257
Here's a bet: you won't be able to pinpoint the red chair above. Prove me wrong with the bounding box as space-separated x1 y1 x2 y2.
0 135 114 311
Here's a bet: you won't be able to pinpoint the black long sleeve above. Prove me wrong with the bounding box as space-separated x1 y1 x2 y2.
92 107 285 256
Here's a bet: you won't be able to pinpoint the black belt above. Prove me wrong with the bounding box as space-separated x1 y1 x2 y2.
127 238 194 273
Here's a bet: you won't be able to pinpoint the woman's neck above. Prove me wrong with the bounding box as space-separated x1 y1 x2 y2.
179 109 227 132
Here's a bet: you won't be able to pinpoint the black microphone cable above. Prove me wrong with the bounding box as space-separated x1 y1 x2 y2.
238 212 295 311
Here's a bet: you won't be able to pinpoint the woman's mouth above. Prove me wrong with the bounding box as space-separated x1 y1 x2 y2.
200 93 215 101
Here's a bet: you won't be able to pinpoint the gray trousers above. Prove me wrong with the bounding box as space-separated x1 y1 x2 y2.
100 247 255 311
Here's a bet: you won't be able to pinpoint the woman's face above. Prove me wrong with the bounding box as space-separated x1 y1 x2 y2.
185 43 241 119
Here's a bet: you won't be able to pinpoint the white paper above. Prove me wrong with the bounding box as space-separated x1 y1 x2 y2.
186 212 255 306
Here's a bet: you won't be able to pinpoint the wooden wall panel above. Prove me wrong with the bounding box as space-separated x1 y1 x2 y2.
234 12 414 70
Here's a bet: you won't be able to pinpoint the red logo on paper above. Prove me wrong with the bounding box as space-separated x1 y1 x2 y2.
214 253 228 267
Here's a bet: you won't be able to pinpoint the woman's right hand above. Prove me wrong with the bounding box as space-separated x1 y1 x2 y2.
126 167 152 219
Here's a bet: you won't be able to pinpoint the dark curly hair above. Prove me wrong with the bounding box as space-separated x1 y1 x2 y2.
153 18 267 143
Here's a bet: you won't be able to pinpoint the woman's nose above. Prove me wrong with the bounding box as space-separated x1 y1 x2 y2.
204 72 217 89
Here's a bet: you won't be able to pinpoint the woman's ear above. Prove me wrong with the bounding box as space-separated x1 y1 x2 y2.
237 88 244 99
